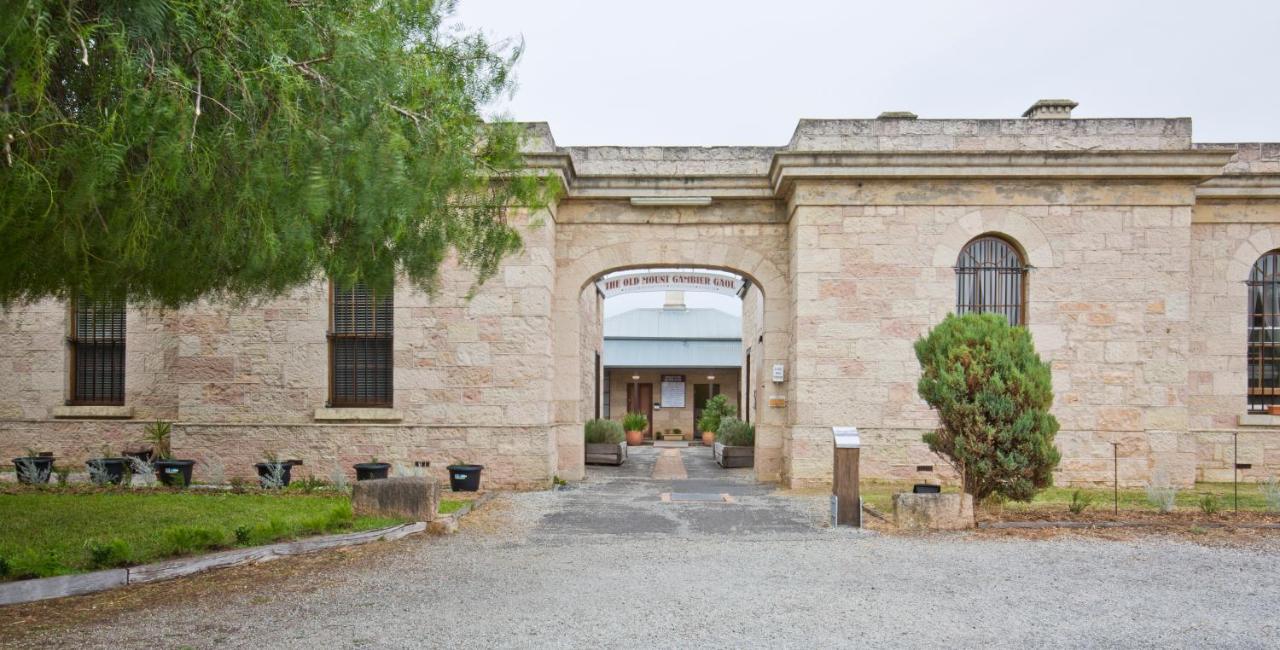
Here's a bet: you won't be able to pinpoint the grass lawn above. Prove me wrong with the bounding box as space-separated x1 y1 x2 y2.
0 489 404 581
858 480 1279 514
438 499 467 515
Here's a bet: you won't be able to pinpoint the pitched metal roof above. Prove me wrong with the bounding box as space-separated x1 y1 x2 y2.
603 339 742 368
603 308 741 340
603 307 742 368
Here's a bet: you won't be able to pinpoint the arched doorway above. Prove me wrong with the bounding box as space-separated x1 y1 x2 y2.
551 240 791 483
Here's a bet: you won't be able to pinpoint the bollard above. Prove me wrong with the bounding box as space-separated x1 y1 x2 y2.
832 427 861 527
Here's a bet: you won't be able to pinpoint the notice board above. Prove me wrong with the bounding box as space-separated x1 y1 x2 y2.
660 375 686 408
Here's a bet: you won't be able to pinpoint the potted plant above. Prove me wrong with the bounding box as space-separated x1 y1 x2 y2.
446 460 485 492
146 421 195 487
85 446 129 486
622 411 648 446
713 417 755 468
697 394 736 447
584 418 627 466
12 449 54 485
255 452 294 488
353 457 391 481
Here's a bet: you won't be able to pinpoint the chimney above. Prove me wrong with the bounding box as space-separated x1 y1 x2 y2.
877 111 918 120
663 291 686 310
1022 99 1078 119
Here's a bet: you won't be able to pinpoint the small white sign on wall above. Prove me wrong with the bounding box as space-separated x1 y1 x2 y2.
660 375 686 408
772 363 785 383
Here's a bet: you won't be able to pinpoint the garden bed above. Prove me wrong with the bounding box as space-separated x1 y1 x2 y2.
0 487 404 581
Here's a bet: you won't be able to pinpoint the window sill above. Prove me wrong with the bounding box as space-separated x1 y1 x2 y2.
313 407 403 423
50 405 134 420
1238 413 1280 427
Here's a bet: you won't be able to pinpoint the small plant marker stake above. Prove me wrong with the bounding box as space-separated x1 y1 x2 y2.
1112 442 1119 515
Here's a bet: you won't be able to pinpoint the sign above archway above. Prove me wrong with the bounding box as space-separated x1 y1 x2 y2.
596 270 746 298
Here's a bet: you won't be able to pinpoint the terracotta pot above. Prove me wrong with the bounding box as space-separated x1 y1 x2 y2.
702 430 716 446
625 430 644 446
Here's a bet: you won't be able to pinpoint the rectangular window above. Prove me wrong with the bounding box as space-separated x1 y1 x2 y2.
603 369 611 419
68 298 126 405
329 283 393 407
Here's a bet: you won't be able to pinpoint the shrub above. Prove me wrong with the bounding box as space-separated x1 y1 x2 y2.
14 457 51 485
1261 477 1280 513
622 411 648 432
716 418 755 446
0 555 8 577
1068 490 1093 515
1146 469 1178 513
86 459 116 486
697 394 737 433
915 313 1061 502
144 421 173 459
234 525 252 545
161 525 227 556
1198 493 1221 515
584 419 625 444
86 538 132 568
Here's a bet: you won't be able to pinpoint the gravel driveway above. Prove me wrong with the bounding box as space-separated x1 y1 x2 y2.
5 446 1279 649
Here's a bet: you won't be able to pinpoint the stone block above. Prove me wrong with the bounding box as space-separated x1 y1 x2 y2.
352 477 439 522
893 493 975 530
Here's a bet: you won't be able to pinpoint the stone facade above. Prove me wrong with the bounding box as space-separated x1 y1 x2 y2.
3 104 1279 489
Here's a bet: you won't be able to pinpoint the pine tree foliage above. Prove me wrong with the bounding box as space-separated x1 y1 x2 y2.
914 313 1061 502
0 0 558 306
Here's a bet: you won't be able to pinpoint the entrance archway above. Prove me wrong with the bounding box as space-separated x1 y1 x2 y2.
552 239 791 482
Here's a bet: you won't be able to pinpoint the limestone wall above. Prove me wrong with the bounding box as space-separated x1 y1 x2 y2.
786 179 1200 488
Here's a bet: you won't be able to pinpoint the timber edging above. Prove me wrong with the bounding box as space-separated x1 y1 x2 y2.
0 521 427 607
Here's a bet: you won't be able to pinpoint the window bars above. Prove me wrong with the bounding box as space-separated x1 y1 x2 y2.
68 297 126 405
956 236 1028 326
329 283 393 407
1248 251 1280 413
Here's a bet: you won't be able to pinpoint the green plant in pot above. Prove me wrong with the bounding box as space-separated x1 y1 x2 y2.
86 445 129 486
256 451 294 489
622 411 648 446
697 394 737 447
714 417 755 468
12 448 54 485
146 421 194 487
584 418 627 466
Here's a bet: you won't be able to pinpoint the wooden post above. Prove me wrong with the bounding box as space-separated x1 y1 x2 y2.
834 446 861 527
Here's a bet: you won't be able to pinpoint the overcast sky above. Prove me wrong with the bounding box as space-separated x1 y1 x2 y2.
452 0 1280 146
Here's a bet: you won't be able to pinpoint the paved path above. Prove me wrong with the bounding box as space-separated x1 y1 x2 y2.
5 446 1279 649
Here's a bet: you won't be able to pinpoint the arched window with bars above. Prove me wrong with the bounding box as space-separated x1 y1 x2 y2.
1247 250 1280 413
955 235 1028 326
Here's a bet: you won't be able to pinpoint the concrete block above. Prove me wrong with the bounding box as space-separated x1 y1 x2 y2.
893 493 975 530
352 477 439 522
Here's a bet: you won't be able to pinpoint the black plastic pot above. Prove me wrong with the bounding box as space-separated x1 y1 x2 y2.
912 483 942 494
154 459 195 487
255 462 294 488
446 464 484 492
353 462 390 481
85 458 129 486
12 457 54 484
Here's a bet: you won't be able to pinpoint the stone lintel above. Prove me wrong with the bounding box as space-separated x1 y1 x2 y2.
50 405 135 419
313 408 404 422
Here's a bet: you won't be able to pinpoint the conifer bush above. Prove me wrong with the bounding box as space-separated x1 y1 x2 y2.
914 313 1061 502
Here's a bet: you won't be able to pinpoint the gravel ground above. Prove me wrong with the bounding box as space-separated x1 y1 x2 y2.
5 447 1279 649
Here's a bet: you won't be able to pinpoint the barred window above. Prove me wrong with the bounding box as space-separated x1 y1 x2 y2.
329 283 393 407
1248 250 1280 413
69 298 126 405
956 235 1028 325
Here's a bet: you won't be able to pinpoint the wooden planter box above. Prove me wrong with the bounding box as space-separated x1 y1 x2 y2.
585 442 628 466
713 442 754 468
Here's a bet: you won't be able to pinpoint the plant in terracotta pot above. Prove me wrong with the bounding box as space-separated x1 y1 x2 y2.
584 418 627 466
697 394 737 447
622 411 648 446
